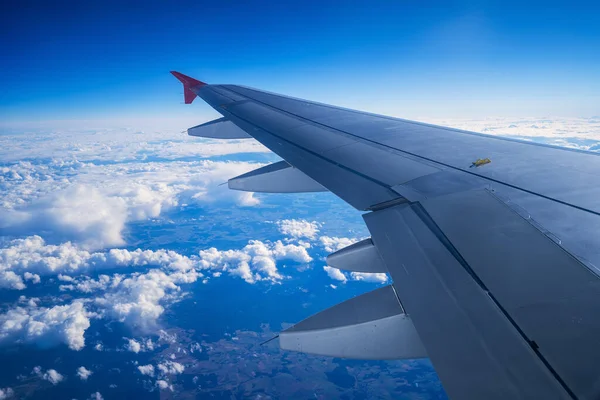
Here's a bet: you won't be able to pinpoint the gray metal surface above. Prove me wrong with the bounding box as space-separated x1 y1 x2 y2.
188 117 251 138
181 78 600 399
421 189 600 398
364 205 571 399
228 160 326 193
326 238 387 273
280 285 426 360
220 84 600 216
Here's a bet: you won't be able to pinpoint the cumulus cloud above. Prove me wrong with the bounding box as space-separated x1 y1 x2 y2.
0 271 25 290
88 392 103 400
1 158 264 250
319 236 357 253
0 301 91 350
77 366 93 381
93 269 200 331
323 266 347 282
0 235 313 345
198 240 312 284
124 337 154 353
0 388 14 399
33 367 64 385
276 219 320 239
157 361 184 375
0 235 201 289
155 380 173 391
23 272 41 284
322 266 388 284
137 364 155 377
350 272 389 283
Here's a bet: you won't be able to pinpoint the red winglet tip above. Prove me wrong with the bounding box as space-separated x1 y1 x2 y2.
170 71 206 104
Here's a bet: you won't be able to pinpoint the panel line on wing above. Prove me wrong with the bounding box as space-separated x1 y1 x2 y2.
222 106 397 193
410 201 578 399
222 85 600 218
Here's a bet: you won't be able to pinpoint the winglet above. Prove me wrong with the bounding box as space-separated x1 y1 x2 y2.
170 71 206 104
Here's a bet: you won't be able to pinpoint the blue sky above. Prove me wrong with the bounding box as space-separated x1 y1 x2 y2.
1 0 599 124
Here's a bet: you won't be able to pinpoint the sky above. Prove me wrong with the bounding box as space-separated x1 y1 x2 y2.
1 0 599 127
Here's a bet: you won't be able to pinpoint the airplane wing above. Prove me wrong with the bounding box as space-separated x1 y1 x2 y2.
171 71 600 399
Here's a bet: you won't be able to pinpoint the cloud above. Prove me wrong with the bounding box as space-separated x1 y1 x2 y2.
0 388 14 399
93 269 201 331
350 272 389 283
322 266 388 284
155 380 173 391
76 366 93 381
88 392 104 400
157 361 185 375
318 236 357 253
137 365 154 377
33 367 64 385
124 337 154 353
323 266 347 282
0 301 92 350
23 272 40 284
198 240 312 284
0 272 25 290
0 235 202 289
0 127 269 164
0 236 315 339
1 159 264 250
125 338 141 353
276 219 320 239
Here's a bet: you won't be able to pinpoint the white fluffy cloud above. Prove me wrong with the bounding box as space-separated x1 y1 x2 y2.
322 266 389 284
0 271 25 290
33 366 64 385
319 236 357 253
88 392 103 400
1 301 91 350
0 388 14 399
0 235 202 290
350 272 389 283
0 233 318 347
276 219 320 239
157 361 184 375
1 158 264 250
198 240 312 284
124 337 154 353
77 366 93 381
93 269 200 331
155 380 173 391
0 126 269 164
137 364 155 377
323 266 347 282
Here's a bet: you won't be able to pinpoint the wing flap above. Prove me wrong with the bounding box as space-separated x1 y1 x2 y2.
421 188 600 397
280 285 427 360
364 204 571 399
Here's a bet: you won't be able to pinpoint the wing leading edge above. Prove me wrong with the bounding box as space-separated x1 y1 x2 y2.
172 71 600 399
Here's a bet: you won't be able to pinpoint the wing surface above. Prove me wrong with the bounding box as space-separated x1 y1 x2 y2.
172 72 600 399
